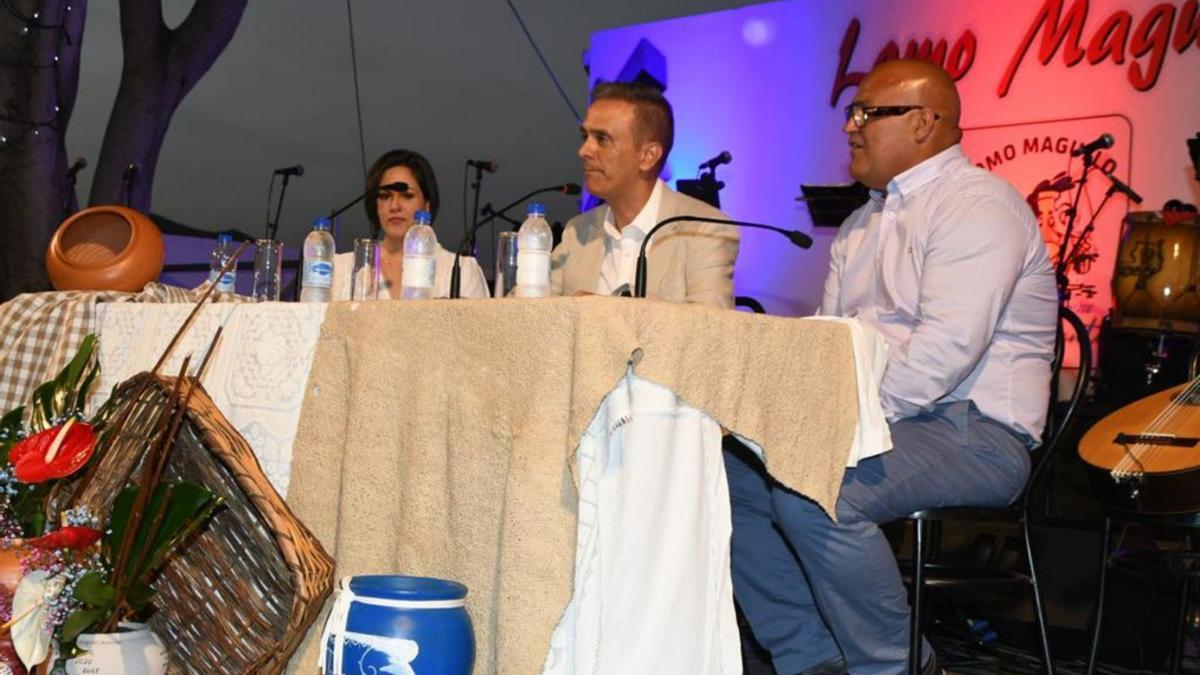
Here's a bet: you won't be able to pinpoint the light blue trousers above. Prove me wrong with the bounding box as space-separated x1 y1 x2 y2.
727 401 1031 675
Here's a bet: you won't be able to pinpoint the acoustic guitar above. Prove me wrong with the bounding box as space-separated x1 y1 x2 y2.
1079 380 1200 513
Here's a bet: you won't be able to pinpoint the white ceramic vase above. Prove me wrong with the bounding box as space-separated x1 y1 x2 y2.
65 622 167 675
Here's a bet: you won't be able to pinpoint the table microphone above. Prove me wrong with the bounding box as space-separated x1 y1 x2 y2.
634 216 812 299
449 182 581 298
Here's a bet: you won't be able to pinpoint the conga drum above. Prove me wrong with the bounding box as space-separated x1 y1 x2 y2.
45 205 164 292
320 576 475 675
1111 211 1200 333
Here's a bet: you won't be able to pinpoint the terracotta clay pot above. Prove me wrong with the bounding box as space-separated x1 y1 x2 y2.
46 206 164 292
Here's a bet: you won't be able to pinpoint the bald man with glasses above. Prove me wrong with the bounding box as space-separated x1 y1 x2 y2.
726 60 1057 674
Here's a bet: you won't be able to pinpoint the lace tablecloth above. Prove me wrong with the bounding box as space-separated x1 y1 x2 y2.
96 302 327 495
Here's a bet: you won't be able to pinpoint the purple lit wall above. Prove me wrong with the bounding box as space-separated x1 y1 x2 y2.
587 0 1200 317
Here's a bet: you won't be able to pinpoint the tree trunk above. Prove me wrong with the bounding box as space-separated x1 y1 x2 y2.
89 0 248 209
0 0 87 299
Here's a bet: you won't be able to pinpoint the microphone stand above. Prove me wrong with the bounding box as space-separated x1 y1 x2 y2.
267 173 295 242
1055 150 1098 300
1061 170 1142 284
449 184 579 299
467 162 488 254
634 216 813 298
480 203 523 229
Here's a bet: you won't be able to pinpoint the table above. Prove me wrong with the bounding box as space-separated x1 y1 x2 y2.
0 291 875 673
282 296 863 673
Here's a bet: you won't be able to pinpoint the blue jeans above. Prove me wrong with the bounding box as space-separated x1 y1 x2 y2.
727 401 1031 675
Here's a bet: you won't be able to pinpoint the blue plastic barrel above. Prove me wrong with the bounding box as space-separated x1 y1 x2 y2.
320 575 475 675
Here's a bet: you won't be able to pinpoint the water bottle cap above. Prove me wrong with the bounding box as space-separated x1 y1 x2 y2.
527 203 546 217
312 217 332 231
414 210 432 225
216 233 233 245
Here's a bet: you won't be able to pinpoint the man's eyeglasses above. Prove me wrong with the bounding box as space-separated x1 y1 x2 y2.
843 104 939 129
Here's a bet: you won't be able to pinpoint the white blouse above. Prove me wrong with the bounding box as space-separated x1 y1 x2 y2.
330 244 490 300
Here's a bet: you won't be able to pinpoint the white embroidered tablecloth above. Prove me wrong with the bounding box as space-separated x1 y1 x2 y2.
95 302 327 495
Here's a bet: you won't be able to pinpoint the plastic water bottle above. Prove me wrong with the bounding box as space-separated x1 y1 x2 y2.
300 217 335 303
401 210 438 300
514 203 552 298
207 233 237 294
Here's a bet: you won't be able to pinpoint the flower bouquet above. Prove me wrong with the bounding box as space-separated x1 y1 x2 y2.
0 336 221 673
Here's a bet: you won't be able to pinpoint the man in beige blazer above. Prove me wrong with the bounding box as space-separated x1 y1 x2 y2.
550 81 739 309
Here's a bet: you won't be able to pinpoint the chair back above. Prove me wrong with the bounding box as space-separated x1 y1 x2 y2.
1022 306 1092 514
735 296 766 314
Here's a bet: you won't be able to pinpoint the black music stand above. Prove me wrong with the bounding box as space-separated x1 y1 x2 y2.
676 173 723 209
798 183 871 227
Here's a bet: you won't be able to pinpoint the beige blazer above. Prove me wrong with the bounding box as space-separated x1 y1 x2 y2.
549 186 740 309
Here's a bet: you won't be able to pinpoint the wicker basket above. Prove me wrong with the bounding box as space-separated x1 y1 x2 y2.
58 373 334 674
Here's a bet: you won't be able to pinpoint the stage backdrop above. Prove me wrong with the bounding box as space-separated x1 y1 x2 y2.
587 0 1200 352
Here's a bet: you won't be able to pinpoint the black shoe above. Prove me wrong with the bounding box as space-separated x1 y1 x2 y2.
921 651 943 675
795 656 846 675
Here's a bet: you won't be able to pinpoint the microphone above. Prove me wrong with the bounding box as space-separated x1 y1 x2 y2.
449 182 581 298
634 216 812 298
1100 168 1144 204
274 164 305 177
326 181 411 221
67 157 87 178
468 159 499 173
1071 133 1114 157
699 151 732 171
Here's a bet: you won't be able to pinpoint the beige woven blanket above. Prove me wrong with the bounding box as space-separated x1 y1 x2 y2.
285 296 857 673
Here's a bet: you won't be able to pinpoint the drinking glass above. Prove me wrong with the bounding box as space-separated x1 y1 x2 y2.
252 239 283 302
351 238 381 301
494 231 519 298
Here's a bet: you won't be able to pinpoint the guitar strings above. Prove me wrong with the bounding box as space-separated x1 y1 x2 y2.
1112 379 1194 476
1112 374 1200 477
1111 376 1196 474
1132 376 1200 471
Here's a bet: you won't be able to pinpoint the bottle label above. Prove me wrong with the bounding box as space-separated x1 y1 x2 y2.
401 256 435 289
516 251 550 285
303 260 333 289
208 269 236 291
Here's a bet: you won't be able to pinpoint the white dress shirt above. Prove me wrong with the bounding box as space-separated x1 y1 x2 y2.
595 180 665 295
820 144 1057 444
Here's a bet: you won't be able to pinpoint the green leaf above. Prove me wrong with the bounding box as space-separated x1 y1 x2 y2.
125 580 156 613
27 334 98 431
108 481 219 590
104 485 138 563
136 482 220 581
29 382 53 432
0 405 24 465
72 571 116 606
60 606 108 643
74 361 101 415
13 482 51 537
0 406 24 434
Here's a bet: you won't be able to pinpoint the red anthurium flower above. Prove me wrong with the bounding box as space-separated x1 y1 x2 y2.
8 419 97 483
25 526 102 550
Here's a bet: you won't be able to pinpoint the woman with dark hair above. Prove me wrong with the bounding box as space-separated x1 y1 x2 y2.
331 149 488 299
